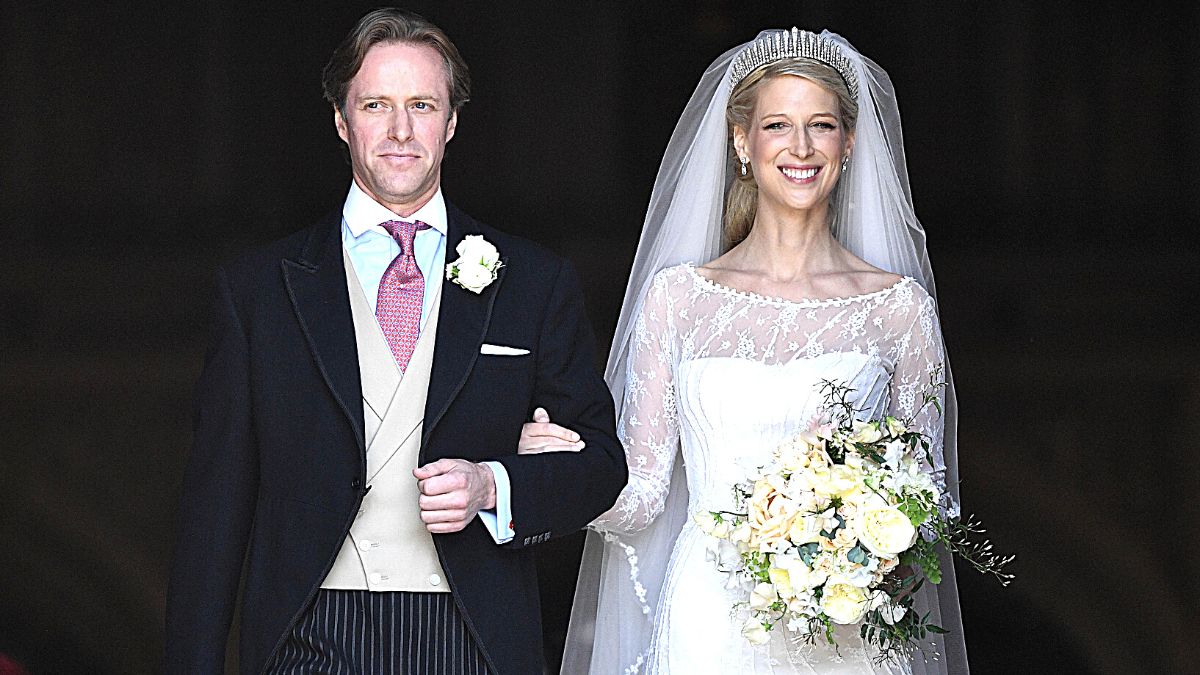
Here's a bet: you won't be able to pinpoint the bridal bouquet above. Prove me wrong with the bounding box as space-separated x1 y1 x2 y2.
695 374 1012 663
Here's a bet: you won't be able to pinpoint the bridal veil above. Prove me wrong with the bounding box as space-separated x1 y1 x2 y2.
562 29 966 675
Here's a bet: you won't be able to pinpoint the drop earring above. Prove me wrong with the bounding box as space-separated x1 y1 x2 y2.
739 157 748 176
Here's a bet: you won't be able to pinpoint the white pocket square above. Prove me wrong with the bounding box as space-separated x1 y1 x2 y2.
480 343 530 356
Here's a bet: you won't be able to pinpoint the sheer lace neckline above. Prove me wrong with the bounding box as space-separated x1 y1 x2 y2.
684 262 913 308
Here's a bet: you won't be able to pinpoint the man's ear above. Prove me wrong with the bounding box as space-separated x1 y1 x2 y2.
445 109 458 143
334 106 349 144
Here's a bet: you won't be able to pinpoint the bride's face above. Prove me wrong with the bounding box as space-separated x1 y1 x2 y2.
733 75 853 218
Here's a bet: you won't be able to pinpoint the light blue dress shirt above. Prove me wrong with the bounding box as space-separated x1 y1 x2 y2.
340 182 513 545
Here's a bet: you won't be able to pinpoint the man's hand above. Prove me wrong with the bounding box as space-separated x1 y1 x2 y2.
517 407 585 454
414 459 497 533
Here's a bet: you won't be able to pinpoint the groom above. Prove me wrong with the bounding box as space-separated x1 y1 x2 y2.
163 8 626 674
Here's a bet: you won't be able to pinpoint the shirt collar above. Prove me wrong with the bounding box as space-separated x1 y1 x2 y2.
342 181 448 238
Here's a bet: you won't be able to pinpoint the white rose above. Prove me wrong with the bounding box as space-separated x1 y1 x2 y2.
741 617 772 645
705 538 742 571
777 554 826 592
787 592 818 619
454 262 494 293
850 420 883 444
693 511 717 535
787 514 824 546
455 234 500 266
881 603 907 625
884 416 908 437
846 487 889 511
870 590 908 625
777 438 810 471
711 518 732 539
730 522 752 545
854 506 918 557
768 567 794 599
820 582 869 624
842 561 877 588
813 464 861 499
882 439 907 471
749 582 777 611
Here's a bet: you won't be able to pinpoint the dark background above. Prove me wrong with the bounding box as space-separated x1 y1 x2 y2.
2 2 1197 673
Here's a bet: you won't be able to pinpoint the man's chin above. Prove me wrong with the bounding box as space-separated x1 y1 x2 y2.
363 180 439 214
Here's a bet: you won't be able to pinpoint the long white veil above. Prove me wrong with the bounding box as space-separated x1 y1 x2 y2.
562 29 966 675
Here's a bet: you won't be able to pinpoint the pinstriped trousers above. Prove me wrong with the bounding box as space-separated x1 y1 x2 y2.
265 589 492 674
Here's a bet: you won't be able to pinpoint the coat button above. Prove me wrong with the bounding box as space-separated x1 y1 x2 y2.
351 478 361 489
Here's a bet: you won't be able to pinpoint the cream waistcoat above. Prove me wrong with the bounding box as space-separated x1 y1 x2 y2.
321 249 448 592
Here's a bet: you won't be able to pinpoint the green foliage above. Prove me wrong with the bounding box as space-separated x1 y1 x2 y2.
896 495 932 527
900 538 942 584
847 543 870 565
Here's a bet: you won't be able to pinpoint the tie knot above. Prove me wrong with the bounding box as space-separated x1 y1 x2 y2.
381 220 431 253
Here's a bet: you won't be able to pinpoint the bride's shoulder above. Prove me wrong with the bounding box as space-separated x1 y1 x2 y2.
654 262 698 281
646 263 701 293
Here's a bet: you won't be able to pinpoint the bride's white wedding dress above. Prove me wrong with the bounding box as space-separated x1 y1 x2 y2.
590 264 948 674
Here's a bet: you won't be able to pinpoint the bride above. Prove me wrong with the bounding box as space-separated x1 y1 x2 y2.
523 28 967 674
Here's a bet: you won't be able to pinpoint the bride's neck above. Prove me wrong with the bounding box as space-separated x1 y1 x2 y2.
731 207 841 282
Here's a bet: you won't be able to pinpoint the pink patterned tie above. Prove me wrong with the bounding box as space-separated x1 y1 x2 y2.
376 220 431 372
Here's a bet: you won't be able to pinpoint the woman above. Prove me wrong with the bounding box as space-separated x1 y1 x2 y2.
527 28 966 673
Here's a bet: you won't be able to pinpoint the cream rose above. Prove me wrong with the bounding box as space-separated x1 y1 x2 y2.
820 582 869 624
854 506 918 557
749 480 800 551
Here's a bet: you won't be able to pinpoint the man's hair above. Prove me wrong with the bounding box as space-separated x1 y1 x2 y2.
321 8 471 114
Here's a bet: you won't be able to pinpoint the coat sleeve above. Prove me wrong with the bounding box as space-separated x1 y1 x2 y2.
494 259 627 548
163 265 260 671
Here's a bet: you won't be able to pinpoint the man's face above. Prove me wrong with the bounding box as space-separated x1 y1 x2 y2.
335 41 457 216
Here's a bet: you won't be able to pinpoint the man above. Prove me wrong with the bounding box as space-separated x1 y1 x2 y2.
163 8 626 674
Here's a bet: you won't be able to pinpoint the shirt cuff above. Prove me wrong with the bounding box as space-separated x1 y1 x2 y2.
478 461 514 544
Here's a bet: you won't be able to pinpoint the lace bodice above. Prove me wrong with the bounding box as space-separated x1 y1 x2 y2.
592 263 949 535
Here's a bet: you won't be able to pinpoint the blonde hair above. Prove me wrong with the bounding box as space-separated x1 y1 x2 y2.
723 59 858 249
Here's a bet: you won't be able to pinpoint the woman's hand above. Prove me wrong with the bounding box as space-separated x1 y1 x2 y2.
518 407 585 454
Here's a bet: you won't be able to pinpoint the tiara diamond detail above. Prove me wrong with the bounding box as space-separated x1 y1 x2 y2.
729 27 858 99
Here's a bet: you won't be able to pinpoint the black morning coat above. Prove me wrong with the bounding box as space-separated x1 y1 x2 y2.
164 203 627 674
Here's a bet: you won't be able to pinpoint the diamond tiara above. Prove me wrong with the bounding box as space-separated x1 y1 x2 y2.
729 28 858 99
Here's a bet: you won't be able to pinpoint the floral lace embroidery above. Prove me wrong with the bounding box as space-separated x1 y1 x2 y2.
591 264 949 535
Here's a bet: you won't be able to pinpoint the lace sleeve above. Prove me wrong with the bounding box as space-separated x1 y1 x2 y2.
889 289 956 516
591 272 680 534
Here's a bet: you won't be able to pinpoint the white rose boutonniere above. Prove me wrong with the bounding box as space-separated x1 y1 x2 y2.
445 235 502 293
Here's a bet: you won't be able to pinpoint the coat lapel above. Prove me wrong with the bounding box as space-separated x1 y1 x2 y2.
422 204 505 451
282 211 366 453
